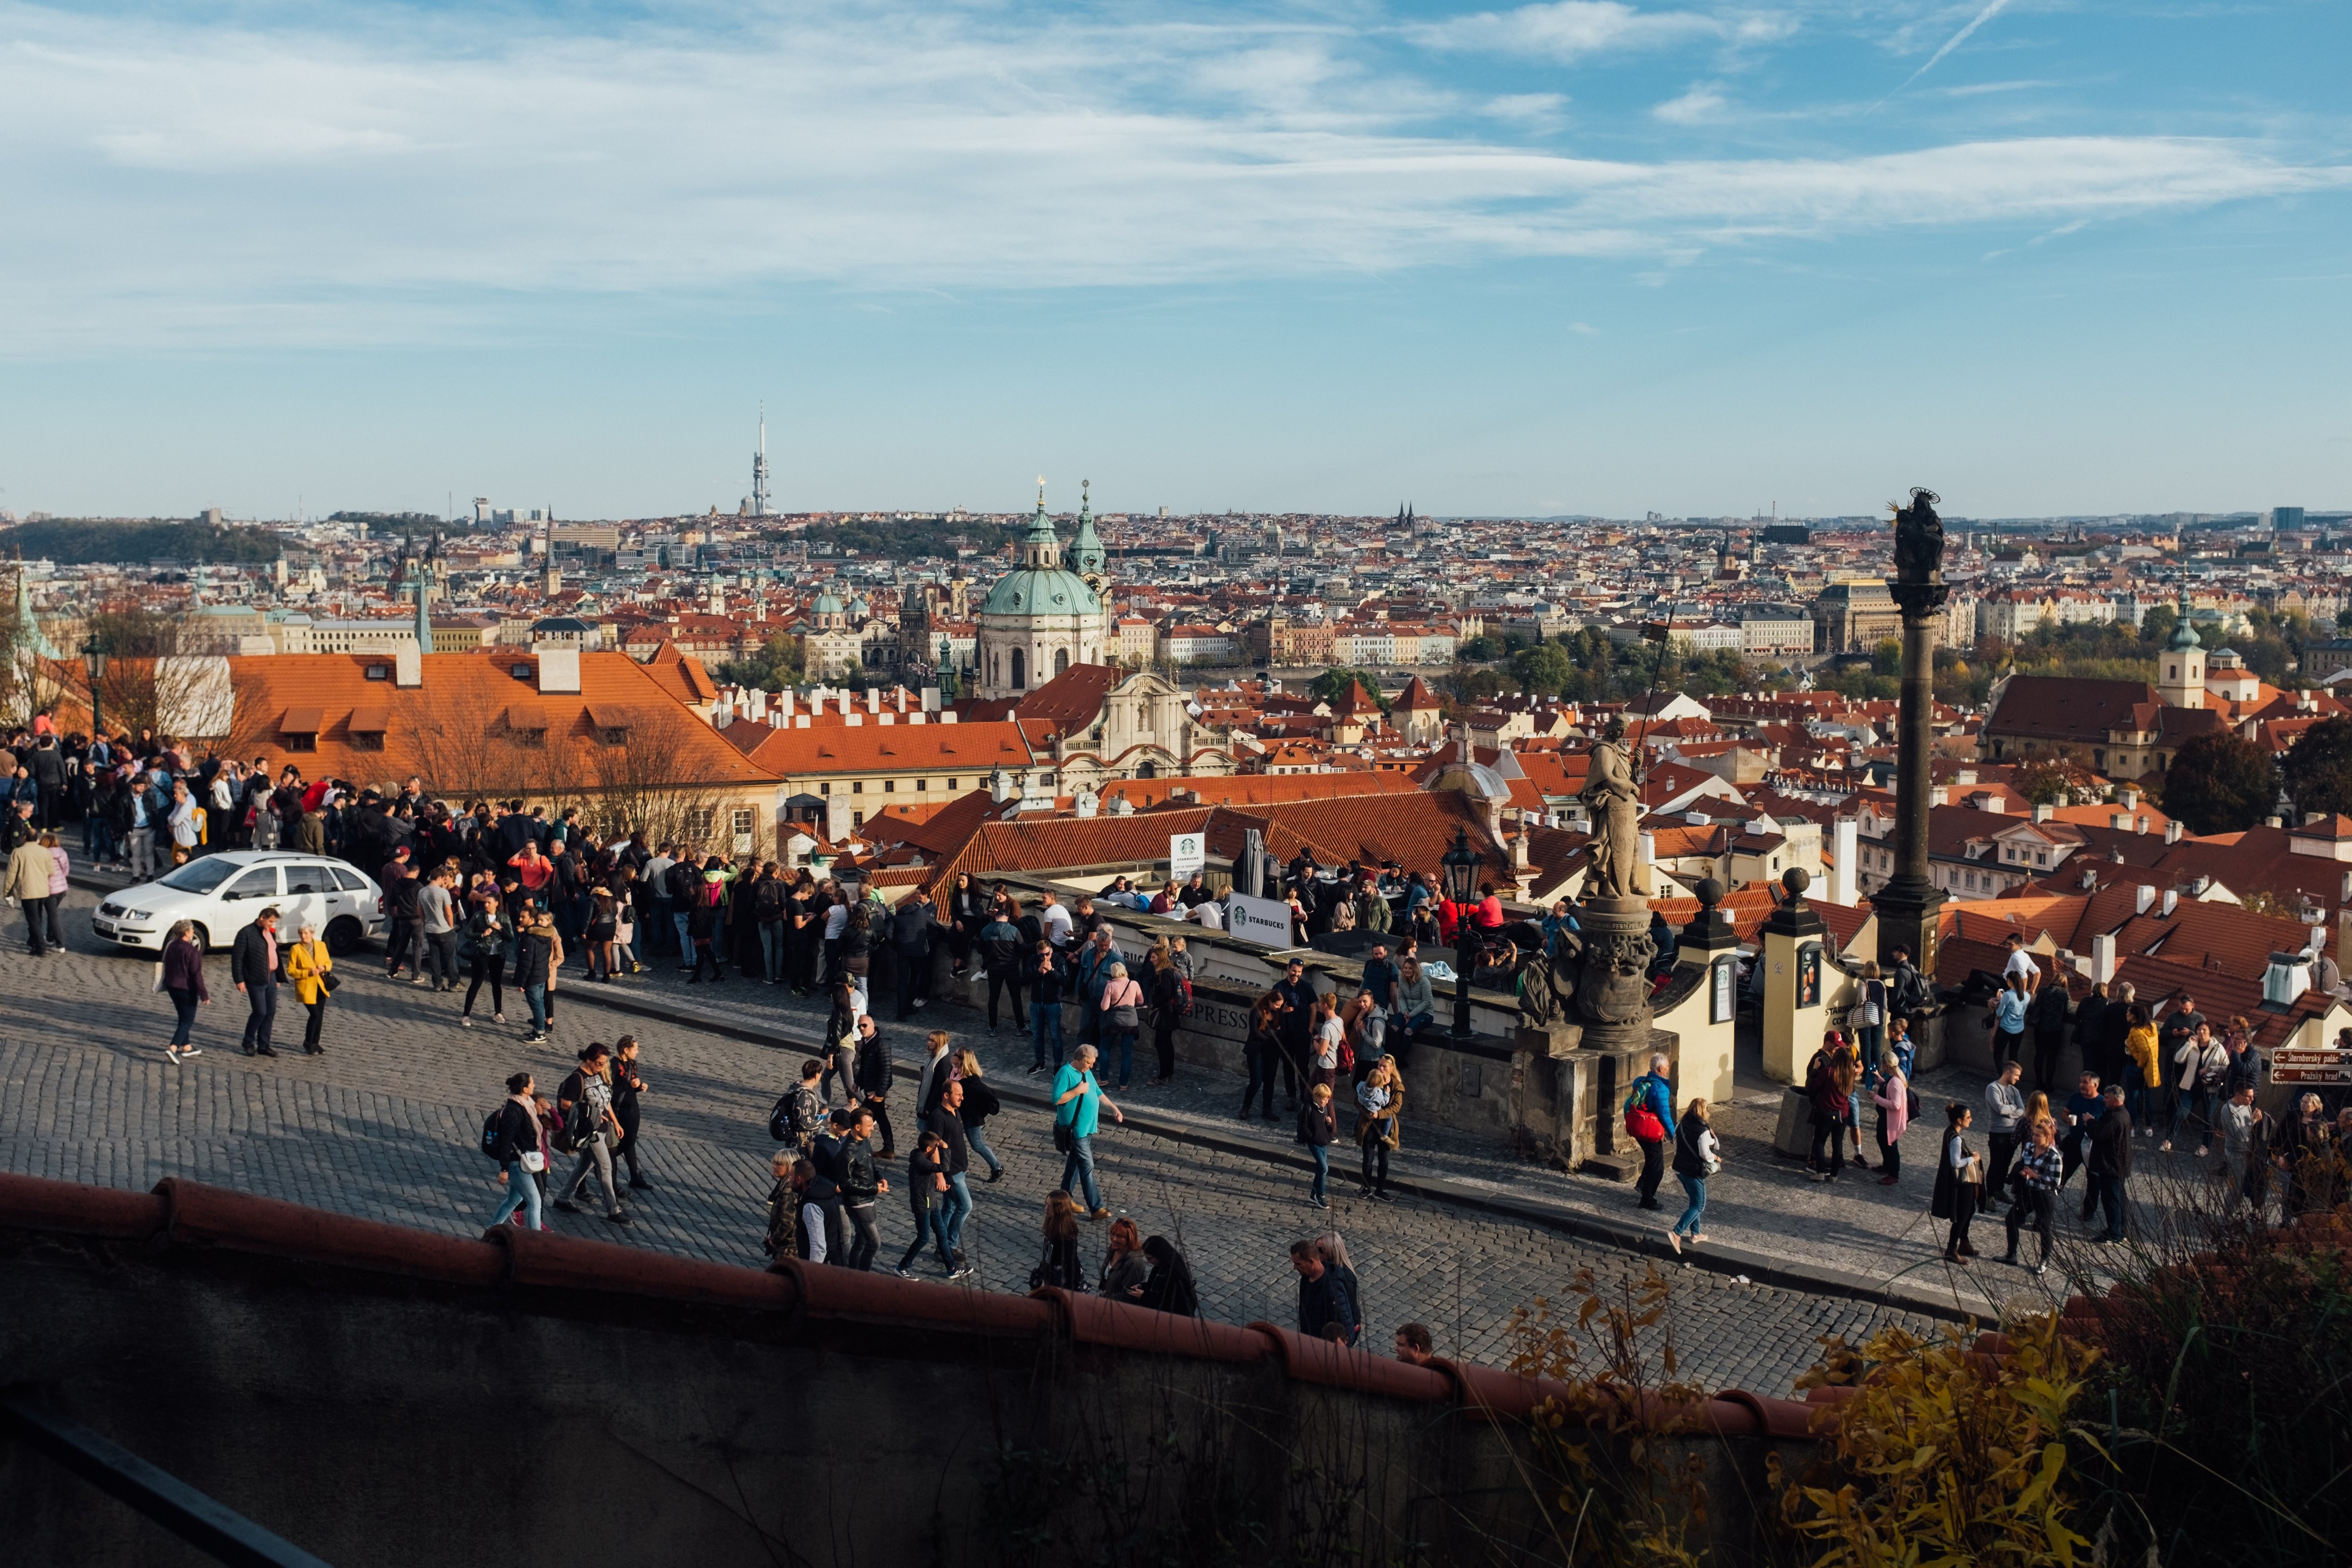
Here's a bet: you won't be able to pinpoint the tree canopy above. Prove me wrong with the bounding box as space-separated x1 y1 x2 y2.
2161 731 2278 836
2281 715 2352 822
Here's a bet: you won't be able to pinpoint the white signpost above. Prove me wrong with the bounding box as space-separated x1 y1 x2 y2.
1169 832 1205 883
1227 892 1296 949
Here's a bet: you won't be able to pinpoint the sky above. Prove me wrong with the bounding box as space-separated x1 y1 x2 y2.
0 0 2346 521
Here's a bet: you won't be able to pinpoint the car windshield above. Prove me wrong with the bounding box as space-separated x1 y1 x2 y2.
156 859 240 895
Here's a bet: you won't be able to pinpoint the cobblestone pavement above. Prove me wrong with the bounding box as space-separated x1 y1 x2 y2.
6 887 1952 1395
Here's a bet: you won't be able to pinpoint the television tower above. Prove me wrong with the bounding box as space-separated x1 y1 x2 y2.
751 404 771 518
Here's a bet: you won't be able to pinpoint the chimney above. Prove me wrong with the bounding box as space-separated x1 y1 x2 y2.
865 689 880 714
2263 951 2312 1007
775 690 794 720
2120 787 2140 809
394 643 421 689
1929 786 1949 807
921 687 941 713
2079 866 2098 891
2033 803 2055 822
2160 889 2178 916
838 694 853 716
2165 818 2183 844
2091 932 2118 984
2192 875 2212 895
1512 831 1530 871
895 687 908 712
940 712 959 725
2300 689 2315 712
2269 815 2285 828
794 714 810 728
2111 812 2130 830
2307 923 2327 956
536 647 581 695
1639 830 1656 874
2306 812 2327 828
1956 768 1978 786
1830 818 1858 907
2135 884 2155 915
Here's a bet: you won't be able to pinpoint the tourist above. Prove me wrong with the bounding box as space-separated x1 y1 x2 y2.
890 886 939 1017
1029 1190 1085 1290
1242 992 1285 1120
1803 1035 1852 1183
419 869 459 991
762 1153 811 1261
1983 1059 2025 1218
2162 1021 2227 1155
1984 971 2029 1071
554 1043 630 1226
1028 941 1067 1074
3 822 55 956
946 870 986 978
1309 992 1346 1093
485 1071 548 1231
931 1079 976 1274
2123 1003 2159 1129
33 830 66 952
1147 944 1184 1086
852 1013 896 1158
1100 1216 1148 1300
1291 1238 1358 1346
1885 944 1928 1039
2070 979 2110 1093
160 918 209 1064
1137 1236 1200 1316
2273 1092 2336 1218
836 1104 884 1271
1667 1097 1718 1253
283 919 334 1055
1999 930 2040 995
2028 975 2070 1093
1394 1322 1436 1366
891 1129 953 1276
1299 1080 1338 1209
1355 1056 1403 1202
2001 1116 2061 1276
686 862 726 982
513 906 556 1043
381 859 423 980
2085 1082 2133 1242
1933 1102 1983 1263
1052 1043 1123 1219
1852 961 1886 1067
1098 959 1146 1090
2216 1082 2268 1220
609 1035 652 1192
229 903 285 1059
1626 1051 1675 1210
1394 956 1436 1036
1274 959 1317 1108
821 980 858 1104
1871 1049 1910 1185
459 892 511 1028
914 1028 955 1120
979 904 1026 1030
953 1049 1005 1182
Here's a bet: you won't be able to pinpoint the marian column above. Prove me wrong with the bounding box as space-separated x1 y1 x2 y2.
1873 488 1950 981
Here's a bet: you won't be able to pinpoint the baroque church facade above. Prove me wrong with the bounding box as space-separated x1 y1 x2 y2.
975 484 1110 700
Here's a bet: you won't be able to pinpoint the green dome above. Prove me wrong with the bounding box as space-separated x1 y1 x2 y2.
981 567 1100 617
813 591 845 614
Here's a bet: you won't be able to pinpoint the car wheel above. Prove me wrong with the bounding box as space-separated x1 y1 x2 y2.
325 916 365 957
189 924 213 953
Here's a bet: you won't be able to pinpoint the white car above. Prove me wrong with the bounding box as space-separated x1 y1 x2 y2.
93 851 388 955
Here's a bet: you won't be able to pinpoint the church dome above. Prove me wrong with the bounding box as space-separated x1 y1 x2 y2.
981 568 1099 617
813 591 845 615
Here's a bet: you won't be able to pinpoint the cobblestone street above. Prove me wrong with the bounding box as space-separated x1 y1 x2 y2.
3 886 1949 1395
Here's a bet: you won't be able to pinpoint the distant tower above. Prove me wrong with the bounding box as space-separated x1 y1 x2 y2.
751 404 771 518
2158 578 2205 710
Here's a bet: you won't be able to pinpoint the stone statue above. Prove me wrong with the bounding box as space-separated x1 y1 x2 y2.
1577 928 1656 1028
1578 716 1650 903
1891 487 1944 584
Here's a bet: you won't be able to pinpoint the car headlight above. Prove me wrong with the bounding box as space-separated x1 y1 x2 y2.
126 910 155 922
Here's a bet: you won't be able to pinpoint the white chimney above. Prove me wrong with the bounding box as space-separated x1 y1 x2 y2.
2165 819 2183 844
2136 885 2156 915
394 643 422 689
2111 813 2131 830
908 712 927 725
941 711 959 725
795 714 811 729
2160 889 2178 916
2306 812 2328 828
2263 952 2311 1007
845 712 863 727
537 647 581 694
865 689 880 714
775 690 795 720
2091 932 2117 983
2120 787 2140 809
895 687 908 713
921 687 941 713
1956 768 1978 786
2307 923 2327 956
838 694 853 716
1829 818 1858 907
1639 830 1656 871
1685 810 1708 826
2033 803 2055 822
877 713 895 726
1929 786 1949 807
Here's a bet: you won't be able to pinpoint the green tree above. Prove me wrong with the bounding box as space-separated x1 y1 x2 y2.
1309 666 1390 713
714 632 805 692
1871 637 1902 677
1509 640 1573 697
2138 602 2178 649
1456 635 1500 662
2280 715 2352 821
2153 734 2279 833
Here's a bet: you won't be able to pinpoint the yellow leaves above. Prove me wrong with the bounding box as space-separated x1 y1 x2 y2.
2014 1443 2067 1510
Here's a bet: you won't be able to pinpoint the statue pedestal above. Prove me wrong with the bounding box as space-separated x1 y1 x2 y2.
1573 897 1657 1054
1507 1021 1677 1179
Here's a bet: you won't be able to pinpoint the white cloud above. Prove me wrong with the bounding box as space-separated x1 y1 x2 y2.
1653 82 1729 123
0 2 2342 353
1404 1 1791 61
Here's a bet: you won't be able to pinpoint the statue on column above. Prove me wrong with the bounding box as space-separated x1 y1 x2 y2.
1890 488 1945 585
1579 716 1650 903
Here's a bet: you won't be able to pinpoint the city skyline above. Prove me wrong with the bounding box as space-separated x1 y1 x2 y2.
1 0 2345 518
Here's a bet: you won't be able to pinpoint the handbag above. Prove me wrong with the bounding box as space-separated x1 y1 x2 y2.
1052 1120 1075 1154
320 970 339 994
1106 981 1139 1030
151 961 166 994
520 1150 546 1174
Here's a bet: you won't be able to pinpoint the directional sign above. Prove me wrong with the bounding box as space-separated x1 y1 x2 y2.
2273 1049 2352 1084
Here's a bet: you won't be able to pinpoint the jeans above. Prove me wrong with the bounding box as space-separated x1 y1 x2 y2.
240 983 277 1053
490 1159 544 1229
1060 1132 1101 1211
564 1132 623 1215
425 930 459 987
2006 1188 2053 1265
1992 1030 2024 1070
2168 1089 2215 1148
1877 1113 1902 1179
986 971 1024 1029
897 1197 950 1271
842 1201 879 1271
894 950 925 1017
525 983 549 1034
1031 1000 1065 1070
1985 1133 2017 1212
1673 1172 1707 1237
1400 1010 1435 1035
966 1123 1003 1177
760 921 785 982
464 955 504 1017
385 918 421 977
1309 1143 1329 1201
2088 1171 2127 1241
647 897 672 955
1808 1114 1845 1179
167 986 199 1047
127 827 157 878
939 1171 974 1255
1243 1049 1276 1116
671 912 692 964
1107 1027 1137 1087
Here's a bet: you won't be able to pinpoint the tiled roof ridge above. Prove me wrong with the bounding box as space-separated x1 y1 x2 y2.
0 1170 1836 1440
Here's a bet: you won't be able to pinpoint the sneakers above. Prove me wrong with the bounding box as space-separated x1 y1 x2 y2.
1309 1196 1328 1209
606 1211 632 1226
164 1046 181 1066
949 1262 973 1279
554 1198 583 1214
181 1045 201 1059
2030 1264 2048 1278
912 998 927 1009
1089 1207 1111 1220
894 1265 917 1279
1668 1232 1682 1254
493 1013 506 1024
459 1016 473 1028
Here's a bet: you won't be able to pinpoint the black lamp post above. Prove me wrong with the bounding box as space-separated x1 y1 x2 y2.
80 636 109 746
1441 826 1482 1038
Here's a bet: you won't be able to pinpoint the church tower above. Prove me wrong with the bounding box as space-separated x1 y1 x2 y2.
2157 584 2204 710
975 482 1106 699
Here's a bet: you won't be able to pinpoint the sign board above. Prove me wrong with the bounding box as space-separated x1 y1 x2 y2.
2272 1048 2352 1085
1711 958 1736 1024
1170 832 1205 882
1227 892 1296 949
1796 942 1822 1009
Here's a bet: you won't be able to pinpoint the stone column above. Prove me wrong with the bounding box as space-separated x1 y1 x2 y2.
1874 577 1951 983
1760 868 1825 1084
1673 877 1741 1104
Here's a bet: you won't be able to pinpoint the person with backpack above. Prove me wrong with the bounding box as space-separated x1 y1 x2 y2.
893 1130 953 1278
1851 962 1887 1069
1297 1081 1337 1209
484 1071 546 1231
979 906 1026 1031
553 1043 630 1226
771 1058 826 1154
1667 1097 1719 1252
1802 1036 1851 1183
1625 1053 1675 1212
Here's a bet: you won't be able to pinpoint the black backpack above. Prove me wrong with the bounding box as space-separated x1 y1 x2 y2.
478 1109 505 1162
768 1093 795 1143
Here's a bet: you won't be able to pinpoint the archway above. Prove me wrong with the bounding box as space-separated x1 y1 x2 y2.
1011 646 1026 690
1054 647 1071 676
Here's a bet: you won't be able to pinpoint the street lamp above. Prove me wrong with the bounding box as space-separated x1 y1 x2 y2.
80 636 109 747
1440 826 1482 1038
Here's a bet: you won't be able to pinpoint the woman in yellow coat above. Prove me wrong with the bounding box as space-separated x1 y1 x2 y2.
284 920 335 1056
2122 1002 2160 1125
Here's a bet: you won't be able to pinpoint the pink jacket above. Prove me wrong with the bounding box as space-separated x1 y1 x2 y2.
1872 1072 1910 1141
46 847 69 897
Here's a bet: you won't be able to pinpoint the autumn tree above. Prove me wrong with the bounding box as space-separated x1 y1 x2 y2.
2162 731 2278 835
2280 715 2352 823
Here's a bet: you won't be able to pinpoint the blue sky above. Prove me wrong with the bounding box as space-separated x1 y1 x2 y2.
1 0 2345 520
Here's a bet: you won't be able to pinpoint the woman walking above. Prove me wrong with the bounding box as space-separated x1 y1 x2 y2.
161 918 210 1064
38 831 68 952
1933 1102 1984 1263
953 1049 1005 1182
487 1071 546 1232
460 893 511 1028
1298 1081 1337 1209
1354 1056 1403 1201
1147 945 1183 1087
1667 1097 1719 1252
1098 960 1145 1090
1871 1048 1910 1185
283 920 335 1055
1031 1189 1087 1291
1241 992 1285 1120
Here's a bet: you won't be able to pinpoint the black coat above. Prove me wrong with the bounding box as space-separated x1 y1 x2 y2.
228 923 284 989
853 1029 893 1097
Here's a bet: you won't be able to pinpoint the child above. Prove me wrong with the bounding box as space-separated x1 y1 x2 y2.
1297 1081 1338 1209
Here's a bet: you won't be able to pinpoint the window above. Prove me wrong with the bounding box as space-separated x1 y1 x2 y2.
512 664 535 680
331 867 369 892
598 727 629 745
852 811 865 828
508 728 545 749
284 865 331 894
351 731 385 752
915 779 926 791
364 664 390 681
224 867 280 901
852 780 864 794
818 781 831 795
883 779 896 793
947 778 958 790
732 808 755 836
283 733 316 753
1011 647 1026 689
688 807 716 836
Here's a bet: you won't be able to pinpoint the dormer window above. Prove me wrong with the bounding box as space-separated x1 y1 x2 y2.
364 664 390 681
511 664 534 680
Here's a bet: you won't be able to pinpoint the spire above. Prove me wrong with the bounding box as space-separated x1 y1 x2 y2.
2166 575 2201 651
1021 477 1061 568
413 574 434 656
1071 477 1105 578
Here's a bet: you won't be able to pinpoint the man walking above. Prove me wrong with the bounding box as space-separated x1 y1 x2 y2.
609 1034 652 1192
931 1079 976 1276
229 904 286 1058
3 824 55 957
1052 1043 1123 1219
554 1043 630 1226
980 905 1025 1031
2085 1082 2133 1244
1983 1059 2026 1219
1626 1053 1675 1212
382 859 424 981
837 1104 885 1271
